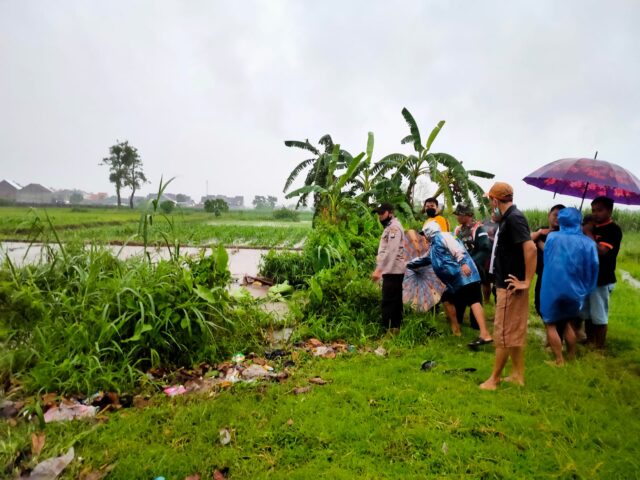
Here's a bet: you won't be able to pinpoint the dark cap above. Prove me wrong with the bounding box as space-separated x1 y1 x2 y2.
372 202 394 214
454 203 474 216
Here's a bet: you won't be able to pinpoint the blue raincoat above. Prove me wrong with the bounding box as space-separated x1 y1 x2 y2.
407 223 480 293
540 208 599 323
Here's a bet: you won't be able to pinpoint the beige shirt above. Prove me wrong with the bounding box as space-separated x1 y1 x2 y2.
376 217 406 274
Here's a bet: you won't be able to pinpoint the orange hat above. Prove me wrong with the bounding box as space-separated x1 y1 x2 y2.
486 182 514 201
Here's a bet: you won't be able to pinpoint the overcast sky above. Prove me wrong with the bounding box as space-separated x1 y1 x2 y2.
1 0 639 209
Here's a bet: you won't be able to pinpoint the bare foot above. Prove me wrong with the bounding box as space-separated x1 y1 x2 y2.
503 375 525 386
479 378 500 390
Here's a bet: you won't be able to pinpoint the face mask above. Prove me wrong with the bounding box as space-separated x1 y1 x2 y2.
493 207 501 217
380 217 392 227
425 208 437 218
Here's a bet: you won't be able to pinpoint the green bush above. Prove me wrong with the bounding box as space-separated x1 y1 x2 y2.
0 245 272 394
159 200 175 214
258 250 313 286
272 207 300 221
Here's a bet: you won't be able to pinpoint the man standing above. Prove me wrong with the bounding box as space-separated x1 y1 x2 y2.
480 182 536 390
580 196 623 349
453 203 492 330
422 197 450 232
372 203 406 330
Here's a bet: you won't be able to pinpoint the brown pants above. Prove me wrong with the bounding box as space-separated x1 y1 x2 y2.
494 288 529 348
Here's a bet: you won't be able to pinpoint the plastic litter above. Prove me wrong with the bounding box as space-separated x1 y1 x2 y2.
24 447 74 480
241 364 272 380
44 402 97 423
163 385 187 397
309 377 327 385
374 346 387 357
231 353 246 364
219 428 231 445
293 386 312 395
421 360 437 371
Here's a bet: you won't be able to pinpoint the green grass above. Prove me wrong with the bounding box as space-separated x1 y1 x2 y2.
0 206 312 248
2 278 639 478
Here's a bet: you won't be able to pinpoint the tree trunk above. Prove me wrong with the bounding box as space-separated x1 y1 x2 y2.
129 187 136 209
116 185 121 207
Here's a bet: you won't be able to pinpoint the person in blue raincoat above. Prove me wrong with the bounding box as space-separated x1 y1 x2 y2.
540 208 598 365
408 222 493 347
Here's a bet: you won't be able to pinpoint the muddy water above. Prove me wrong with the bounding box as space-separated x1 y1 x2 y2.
0 242 265 278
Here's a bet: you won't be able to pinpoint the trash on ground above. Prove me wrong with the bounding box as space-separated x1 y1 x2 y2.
242 274 275 286
231 352 246 364
265 349 288 360
219 428 231 445
421 360 437 371
374 346 387 357
184 475 201 480
31 432 46 457
287 418 294 426
309 377 328 385
268 327 294 345
44 401 97 423
293 386 312 395
24 447 74 480
241 364 272 380
163 385 187 397
1 399 23 418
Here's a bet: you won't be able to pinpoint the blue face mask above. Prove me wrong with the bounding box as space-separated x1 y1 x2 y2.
493 207 501 216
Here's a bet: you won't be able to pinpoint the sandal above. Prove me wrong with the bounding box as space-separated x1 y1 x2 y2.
468 337 493 348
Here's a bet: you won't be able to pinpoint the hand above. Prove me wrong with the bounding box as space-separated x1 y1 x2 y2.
461 263 472 277
538 228 551 236
371 269 382 282
505 274 529 291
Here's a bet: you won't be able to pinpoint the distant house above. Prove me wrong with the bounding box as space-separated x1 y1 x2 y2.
0 180 22 201
200 195 244 209
17 183 53 204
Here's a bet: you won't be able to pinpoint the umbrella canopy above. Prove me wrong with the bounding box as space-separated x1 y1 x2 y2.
523 158 640 205
402 230 446 312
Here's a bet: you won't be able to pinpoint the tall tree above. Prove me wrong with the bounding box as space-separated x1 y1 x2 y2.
101 142 128 207
123 144 147 209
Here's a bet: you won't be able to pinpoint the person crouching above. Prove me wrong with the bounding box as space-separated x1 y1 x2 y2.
407 222 493 347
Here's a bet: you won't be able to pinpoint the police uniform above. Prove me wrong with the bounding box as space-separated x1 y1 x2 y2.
376 217 406 328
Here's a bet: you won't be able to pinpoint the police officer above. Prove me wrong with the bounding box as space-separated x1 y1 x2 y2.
371 203 406 330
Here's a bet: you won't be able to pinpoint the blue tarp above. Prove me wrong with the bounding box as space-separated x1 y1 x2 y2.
540 208 599 322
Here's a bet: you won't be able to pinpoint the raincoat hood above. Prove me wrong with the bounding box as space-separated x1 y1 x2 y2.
558 207 582 234
423 222 442 239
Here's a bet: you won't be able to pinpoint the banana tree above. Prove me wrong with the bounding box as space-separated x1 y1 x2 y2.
429 153 495 216
283 135 353 212
285 145 367 224
374 108 445 211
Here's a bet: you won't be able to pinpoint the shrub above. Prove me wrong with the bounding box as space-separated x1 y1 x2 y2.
272 207 300 221
204 198 229 216
0 245 273 394
258 250 313 286
159 200 175 214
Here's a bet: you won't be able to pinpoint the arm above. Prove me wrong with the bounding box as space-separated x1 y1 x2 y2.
506 240 537 290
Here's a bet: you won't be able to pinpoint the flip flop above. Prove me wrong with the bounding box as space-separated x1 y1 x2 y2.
468 337 493 348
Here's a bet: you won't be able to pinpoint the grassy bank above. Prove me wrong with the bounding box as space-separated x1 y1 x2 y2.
2 286 639 479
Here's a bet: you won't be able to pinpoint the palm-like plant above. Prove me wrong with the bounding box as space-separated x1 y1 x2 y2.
429 153 494 216
375 108 445 209
377 107 494 216
283 135 353 212
285 145 367 224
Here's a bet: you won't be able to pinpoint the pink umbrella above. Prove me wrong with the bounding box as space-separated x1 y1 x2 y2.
402 230 446 312
523 155 640 208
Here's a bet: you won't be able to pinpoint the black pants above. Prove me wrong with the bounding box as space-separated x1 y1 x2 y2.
381 274 404 329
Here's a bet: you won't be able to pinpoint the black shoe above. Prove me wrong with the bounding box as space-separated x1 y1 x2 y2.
468 337 493 348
